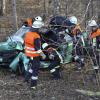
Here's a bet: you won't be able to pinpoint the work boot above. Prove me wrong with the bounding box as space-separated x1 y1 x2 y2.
77 60 84 69
24 72 32 83
95 69 99 74
93 66 99 74
30 80 37 90
74 63 83 71
52 70 61 80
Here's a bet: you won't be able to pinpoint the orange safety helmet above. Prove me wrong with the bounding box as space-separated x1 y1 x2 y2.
26 18 33 27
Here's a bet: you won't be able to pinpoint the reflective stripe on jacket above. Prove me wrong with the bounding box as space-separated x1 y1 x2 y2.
24 32 40 57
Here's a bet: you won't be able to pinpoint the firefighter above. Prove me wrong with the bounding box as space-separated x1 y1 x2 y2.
68 16 85 70
68 16 82 35
42 43 63 79
88 20 100 73
24 16 45 89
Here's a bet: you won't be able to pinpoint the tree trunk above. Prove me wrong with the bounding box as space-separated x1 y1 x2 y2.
3 0 6 15
0 0 6 15
12 0 18 30
65 0 68 16
97 0 100 23
53 0 60 16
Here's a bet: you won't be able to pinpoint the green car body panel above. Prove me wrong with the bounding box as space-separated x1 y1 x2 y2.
0 26 89 72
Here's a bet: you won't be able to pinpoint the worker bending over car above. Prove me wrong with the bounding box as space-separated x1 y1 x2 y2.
24 16 45 89
42 43 63 79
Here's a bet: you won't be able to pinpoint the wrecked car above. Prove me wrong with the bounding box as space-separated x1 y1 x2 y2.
0 26 73 73
0 16 89 73
0 26 30 70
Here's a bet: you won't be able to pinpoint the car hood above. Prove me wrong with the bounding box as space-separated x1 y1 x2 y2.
0 26 30 51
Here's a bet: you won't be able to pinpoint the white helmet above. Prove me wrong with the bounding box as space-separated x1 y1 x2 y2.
88 20 97 27
42 43 49 49
69 16 78 25
32 20 44 28
35 16 43 21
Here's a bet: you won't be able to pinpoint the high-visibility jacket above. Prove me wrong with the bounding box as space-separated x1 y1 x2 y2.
24 32 40 57
90 29 100 39
90 29 100 48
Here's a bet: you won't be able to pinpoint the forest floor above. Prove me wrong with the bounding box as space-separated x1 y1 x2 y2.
0 63 100 100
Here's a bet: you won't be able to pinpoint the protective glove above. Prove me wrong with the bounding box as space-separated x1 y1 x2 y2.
40 52 46 60
29 50 46 59
36 50 46 59
36 50 42 53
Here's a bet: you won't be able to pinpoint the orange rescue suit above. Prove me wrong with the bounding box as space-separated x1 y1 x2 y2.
90 29 100 39
24 32 40 57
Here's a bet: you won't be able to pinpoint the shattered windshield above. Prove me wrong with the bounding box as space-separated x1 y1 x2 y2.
7 26 30 43
13 26 30 38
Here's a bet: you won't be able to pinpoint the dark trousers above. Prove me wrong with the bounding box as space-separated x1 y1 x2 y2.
25 57 40 86
89 48 100 67
49 60 60 71
48 60 61 79
74 44 85 68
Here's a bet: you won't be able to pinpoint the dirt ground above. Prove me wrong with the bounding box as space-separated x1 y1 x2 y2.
0 64 100 100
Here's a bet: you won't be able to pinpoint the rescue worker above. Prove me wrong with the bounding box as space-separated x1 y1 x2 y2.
42 43 63 79
68 16 85 70
88 20 100 73
24 16 45 89
69 16 82 35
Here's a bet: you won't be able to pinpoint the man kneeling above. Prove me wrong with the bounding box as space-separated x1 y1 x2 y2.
42 43 63 79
